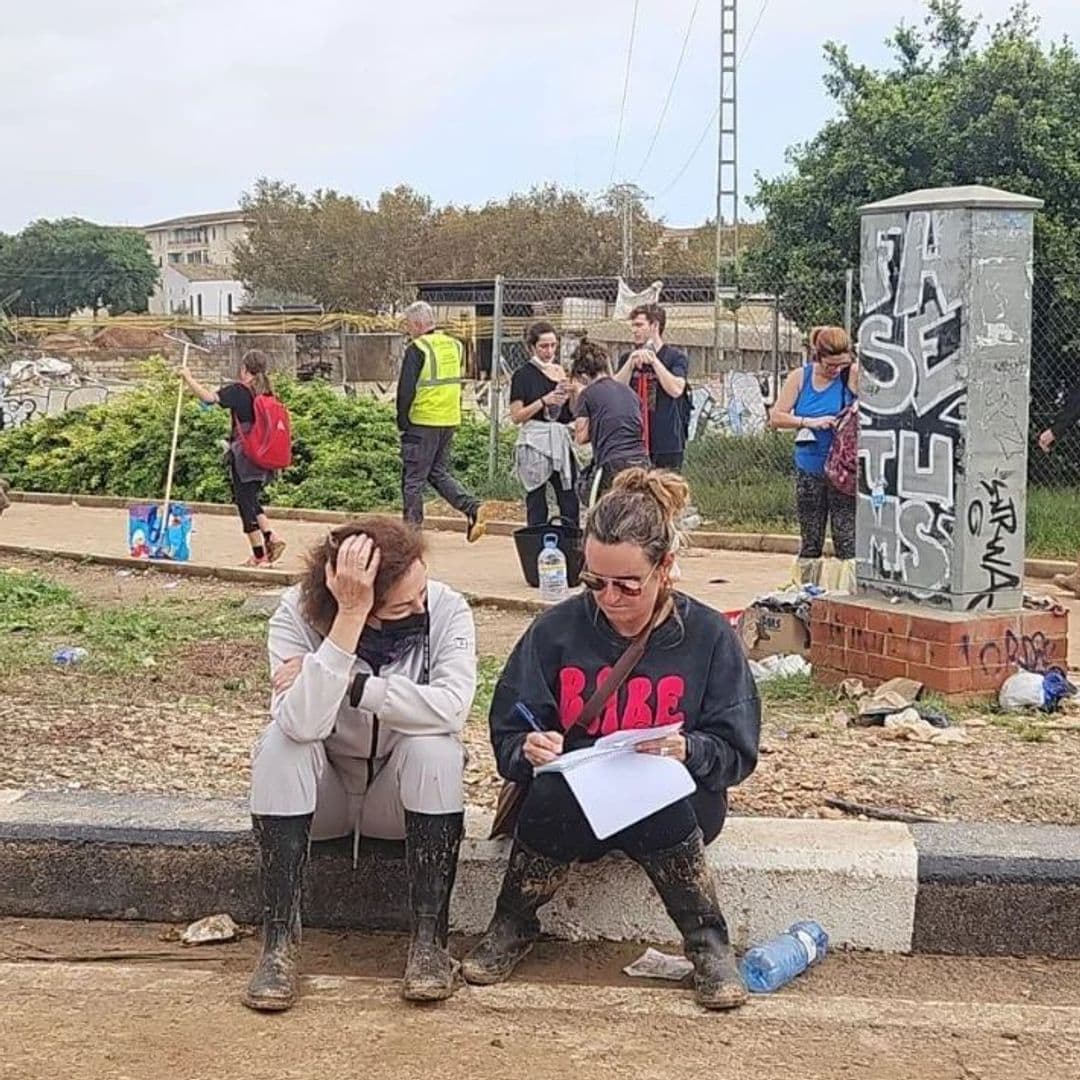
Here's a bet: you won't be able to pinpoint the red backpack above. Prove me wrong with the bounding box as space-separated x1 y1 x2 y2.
824 404 858 496
236 392 292 471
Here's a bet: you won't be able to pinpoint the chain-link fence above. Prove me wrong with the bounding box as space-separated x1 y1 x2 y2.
469 270 1080 553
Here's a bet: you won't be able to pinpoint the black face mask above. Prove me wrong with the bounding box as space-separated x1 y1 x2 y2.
357 610 428 669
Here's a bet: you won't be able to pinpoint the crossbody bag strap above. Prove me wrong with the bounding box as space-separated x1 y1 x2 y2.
569 596 673 732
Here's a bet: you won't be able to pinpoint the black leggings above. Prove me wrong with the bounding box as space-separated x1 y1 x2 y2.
525 469 580 527
515 771 727 864
795 469 855 559
230 468 265 534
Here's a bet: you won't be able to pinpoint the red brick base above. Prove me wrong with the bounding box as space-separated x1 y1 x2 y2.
809 596 1071 699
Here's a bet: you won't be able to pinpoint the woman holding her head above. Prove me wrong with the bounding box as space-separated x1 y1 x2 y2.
180 349 286 567
243 516 476 1011
509 320 579 526
768 327 859 581
462 470 761 1010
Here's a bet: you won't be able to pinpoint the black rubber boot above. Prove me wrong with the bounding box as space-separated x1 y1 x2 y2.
401 810 465 1002
242 813 312 1013
460 840 571 986
634 828 747 1011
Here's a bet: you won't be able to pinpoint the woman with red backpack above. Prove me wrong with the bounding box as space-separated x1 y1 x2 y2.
181 349 289 567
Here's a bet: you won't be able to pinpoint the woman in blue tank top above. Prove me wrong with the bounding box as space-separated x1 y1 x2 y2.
769 327 858 578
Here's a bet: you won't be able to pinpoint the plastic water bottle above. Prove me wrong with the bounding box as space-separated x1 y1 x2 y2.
739 920 829 993
53 646 88 668
871 481 886 512
537 534 568 603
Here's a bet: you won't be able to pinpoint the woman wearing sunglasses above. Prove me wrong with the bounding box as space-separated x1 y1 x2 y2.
769 326 859 582
462 468 761 1010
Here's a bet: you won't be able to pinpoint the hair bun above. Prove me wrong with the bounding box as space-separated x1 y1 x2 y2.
611 467 690 521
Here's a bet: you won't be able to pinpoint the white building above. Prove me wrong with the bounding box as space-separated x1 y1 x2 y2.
145 209 249 314
161 264 247 325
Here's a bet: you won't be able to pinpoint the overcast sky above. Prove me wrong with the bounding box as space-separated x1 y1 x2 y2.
2 0 1077 233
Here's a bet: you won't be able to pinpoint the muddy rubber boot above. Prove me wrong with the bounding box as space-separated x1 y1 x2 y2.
401 810 465 1002
634 829 747 1011
460 840 571 986
796 557 821 586
242 813 312 1013
1053 554 1080 596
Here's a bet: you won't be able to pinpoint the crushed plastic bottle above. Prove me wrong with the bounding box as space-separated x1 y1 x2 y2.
871 481 886 512
537 534 569 603
739 920 829 993
52 646 88 668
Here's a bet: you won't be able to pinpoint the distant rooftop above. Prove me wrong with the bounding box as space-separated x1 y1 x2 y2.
143 209 247 230
170 263 242 282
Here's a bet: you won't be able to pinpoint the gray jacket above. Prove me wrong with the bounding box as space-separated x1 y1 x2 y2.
267 579 477 759
513 419 575 493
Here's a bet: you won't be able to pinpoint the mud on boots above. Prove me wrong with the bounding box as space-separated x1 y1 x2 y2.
460 840 571 986
243 813 311 1012
634 828 747 1010
401 810 465 1002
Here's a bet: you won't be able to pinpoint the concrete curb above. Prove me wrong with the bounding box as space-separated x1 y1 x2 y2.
2 788 1077 956
9 490 1074 580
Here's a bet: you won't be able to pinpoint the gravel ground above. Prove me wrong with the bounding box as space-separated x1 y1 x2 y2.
3 555 1078 823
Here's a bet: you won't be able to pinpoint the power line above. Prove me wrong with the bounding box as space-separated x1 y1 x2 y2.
652 0 771 200
634 0 701 180
609 0 642 186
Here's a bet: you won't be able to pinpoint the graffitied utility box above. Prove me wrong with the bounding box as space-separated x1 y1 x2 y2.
855 185 1043 613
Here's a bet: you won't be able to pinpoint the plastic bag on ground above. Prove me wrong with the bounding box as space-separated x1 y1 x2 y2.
999 670 1048 712
749 654 811 683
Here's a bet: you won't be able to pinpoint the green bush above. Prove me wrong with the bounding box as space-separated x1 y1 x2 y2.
2 365 1076 558
0 361 515 512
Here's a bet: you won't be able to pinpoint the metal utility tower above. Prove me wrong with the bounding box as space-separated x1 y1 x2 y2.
713 0 738 372
611 182 647 281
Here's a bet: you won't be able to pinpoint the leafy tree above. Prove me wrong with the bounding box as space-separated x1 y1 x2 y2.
0 218 158 315
236 180 680 307
743 0 1080 476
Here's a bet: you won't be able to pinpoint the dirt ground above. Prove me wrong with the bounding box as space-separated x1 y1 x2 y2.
1 919 1078 1080
3 555 1080 823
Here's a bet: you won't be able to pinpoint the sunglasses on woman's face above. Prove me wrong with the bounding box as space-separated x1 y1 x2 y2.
820 353 852 371
579 562 660 597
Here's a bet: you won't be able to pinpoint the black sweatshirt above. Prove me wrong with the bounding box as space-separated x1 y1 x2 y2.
490 591 761 792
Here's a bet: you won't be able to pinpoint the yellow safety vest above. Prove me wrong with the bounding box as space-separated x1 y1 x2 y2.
409 331 463 426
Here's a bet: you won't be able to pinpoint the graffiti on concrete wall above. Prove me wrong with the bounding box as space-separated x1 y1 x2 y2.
687 372 772 441
856 210 966 601
0 374 118 430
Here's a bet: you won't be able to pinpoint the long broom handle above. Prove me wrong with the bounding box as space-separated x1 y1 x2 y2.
158 346 187 555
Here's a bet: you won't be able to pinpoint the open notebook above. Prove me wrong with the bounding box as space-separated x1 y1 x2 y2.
535 723 695 840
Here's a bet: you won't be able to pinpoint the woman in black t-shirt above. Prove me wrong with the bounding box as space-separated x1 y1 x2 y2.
569 339 649 508
509 321 579 526
180 350 287 567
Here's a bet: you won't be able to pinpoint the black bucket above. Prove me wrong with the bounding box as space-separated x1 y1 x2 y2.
512 518 584 589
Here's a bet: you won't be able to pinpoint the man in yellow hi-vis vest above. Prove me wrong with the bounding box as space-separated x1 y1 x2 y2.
397 301 489 541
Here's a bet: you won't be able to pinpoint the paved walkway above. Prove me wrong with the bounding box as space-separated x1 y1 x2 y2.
5 502 1079 666
0 502 795 613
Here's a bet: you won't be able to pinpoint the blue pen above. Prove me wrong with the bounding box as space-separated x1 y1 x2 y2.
514 702 544 732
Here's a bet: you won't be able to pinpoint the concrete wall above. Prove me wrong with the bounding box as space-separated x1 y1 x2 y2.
342 333 405 382
855 188 1039 612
